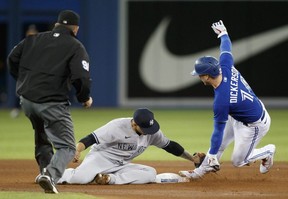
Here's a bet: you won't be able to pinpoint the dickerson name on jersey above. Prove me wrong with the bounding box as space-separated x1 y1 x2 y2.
230 66 239 104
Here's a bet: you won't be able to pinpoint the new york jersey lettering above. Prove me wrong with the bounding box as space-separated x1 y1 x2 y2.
118 143 137 151
127 146 147 160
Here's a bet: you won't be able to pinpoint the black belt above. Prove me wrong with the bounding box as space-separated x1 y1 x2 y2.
243 110 265 126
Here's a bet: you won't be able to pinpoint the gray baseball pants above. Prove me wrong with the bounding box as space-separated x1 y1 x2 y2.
20 96 76 182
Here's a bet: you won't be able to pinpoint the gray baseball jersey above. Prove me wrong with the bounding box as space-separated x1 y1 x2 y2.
58 118 170 184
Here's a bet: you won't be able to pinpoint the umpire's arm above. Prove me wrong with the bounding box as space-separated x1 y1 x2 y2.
7 40 25 80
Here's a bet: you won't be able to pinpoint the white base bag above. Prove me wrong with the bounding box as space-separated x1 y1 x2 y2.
155 173 190 183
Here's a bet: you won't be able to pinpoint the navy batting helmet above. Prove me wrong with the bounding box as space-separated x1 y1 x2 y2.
191 56 221 77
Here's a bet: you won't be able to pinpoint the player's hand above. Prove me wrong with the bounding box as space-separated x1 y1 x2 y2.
82 97 93 108
211 20 228 38
73 150 81 163
73 142 85 163
192 152 206 168
206 153 220 172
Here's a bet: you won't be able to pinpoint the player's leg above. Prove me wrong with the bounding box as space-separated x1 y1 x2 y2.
58 151 113 184
245 111 275 173
101 163 157 185
231 111 273 167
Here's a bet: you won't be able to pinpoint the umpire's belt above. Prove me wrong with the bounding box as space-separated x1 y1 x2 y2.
243 110 266 127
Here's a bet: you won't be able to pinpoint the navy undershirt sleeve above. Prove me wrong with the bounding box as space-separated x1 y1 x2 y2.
162 140 184 156
79 133 96 149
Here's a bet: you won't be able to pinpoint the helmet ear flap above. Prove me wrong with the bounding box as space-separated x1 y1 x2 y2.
212 66 218 74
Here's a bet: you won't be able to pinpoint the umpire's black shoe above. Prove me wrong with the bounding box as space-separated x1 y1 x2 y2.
38 169 59 194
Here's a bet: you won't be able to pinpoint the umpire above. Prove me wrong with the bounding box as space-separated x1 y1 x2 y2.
7 10 93 193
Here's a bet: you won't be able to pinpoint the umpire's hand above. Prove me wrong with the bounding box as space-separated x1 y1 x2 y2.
83 97 93 108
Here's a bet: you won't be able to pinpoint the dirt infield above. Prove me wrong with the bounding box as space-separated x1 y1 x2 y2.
0 160 287 199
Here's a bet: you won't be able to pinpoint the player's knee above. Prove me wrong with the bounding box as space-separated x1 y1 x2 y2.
232 161 242 167
146 167 157 181
139 166 157 182
231 157 244 167
144 166 157 174
69 174 94 184
151 167 157 176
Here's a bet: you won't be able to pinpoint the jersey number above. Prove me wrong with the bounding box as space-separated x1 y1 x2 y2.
241 90 254 102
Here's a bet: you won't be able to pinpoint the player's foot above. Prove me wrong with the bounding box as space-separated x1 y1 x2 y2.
94 173 111 185
38 168 59 194
260 144 276 174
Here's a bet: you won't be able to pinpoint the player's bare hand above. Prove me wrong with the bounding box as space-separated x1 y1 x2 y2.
73 151 81 163
211 20 228 38
82 97 93 108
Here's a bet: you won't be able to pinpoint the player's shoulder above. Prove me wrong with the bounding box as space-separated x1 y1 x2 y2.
110 117 131 123
108 117 132 127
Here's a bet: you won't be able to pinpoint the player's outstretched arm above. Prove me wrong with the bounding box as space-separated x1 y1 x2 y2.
162 140 205 168
73 133 97 162
211 20 233 64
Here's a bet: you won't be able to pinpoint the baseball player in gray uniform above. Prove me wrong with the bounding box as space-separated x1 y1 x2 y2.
57 108 201 185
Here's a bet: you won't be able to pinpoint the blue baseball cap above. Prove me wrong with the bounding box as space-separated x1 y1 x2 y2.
133 108 160 135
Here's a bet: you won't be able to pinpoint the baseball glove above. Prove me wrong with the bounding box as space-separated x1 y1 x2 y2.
192 152 206 168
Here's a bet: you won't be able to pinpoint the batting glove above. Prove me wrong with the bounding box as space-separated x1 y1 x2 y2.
211 20 228 38
206 153 220 172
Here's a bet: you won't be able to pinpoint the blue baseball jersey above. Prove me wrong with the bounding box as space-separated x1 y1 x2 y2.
210 35 264 154
214 35 263 123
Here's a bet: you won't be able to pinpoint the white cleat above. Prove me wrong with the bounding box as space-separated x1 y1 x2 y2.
38 168 59 194
35 173 41 184
260 144 276 174
38 175 59 194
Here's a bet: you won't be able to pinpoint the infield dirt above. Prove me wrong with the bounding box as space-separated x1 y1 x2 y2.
0 160 287 199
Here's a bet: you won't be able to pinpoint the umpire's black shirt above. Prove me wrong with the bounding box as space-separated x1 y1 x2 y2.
7 25 91 103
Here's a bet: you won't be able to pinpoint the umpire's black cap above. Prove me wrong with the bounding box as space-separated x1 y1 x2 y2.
57 10 80 26
133 108 160 135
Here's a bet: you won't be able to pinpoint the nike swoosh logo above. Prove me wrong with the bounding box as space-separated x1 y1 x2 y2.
140 18 288 92
125 136 131 139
